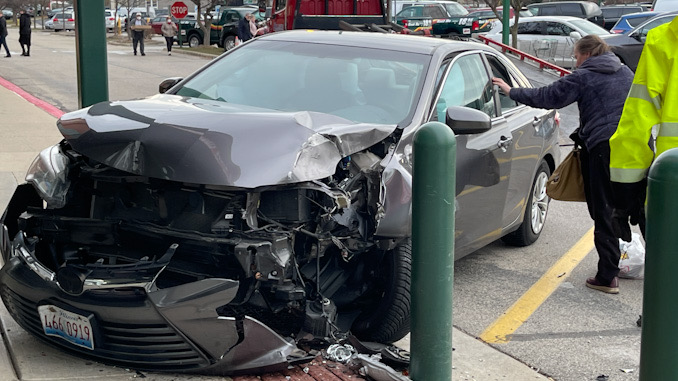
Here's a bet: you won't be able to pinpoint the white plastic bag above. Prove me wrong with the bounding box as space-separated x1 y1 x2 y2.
618 232 645 279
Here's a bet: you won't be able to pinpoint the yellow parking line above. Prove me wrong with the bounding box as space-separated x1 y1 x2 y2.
479 227 595 343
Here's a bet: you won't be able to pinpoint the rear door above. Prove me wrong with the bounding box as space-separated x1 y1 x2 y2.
429 52 513 255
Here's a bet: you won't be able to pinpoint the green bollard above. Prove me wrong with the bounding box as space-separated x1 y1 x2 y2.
74 0 109 108
640 147 678 380
411 122 456 381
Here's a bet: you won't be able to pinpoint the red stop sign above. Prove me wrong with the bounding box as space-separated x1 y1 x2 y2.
170 1 189 19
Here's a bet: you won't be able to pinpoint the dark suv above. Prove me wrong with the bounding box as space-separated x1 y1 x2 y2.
528 1 605 27
601 5 645 29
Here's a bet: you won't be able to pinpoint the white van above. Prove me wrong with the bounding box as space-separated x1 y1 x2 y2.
652 0 678 11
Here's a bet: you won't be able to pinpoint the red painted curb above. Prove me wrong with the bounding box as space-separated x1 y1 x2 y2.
0 76 65 119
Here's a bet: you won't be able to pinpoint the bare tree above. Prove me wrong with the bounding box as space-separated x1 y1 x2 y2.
484 0 528 49
189 0 220 45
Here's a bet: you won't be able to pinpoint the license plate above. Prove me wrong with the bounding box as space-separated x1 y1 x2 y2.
38 305 94 350
463 28 471 34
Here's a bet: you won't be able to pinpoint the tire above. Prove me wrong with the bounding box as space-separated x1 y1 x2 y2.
188 34 201 48
223 35 236 51
351 241 412 343
502 160 551 246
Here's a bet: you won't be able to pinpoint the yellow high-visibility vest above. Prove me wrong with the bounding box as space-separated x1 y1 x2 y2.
610 16 678 183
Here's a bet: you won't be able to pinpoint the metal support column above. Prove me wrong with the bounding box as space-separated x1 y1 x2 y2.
74 0 109 108
502 0 510 46
640 147 678 380
410 122 456 380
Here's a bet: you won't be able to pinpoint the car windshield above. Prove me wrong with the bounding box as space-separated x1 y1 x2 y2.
444 2 468 16
569 19 610 35
175 40 430 125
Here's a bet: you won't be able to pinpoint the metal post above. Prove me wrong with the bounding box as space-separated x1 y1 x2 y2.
640 147 678 380
501 0 510 46
74 0 109 108
410 122 456 380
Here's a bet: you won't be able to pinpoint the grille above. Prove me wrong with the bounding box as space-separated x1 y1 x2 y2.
1 285 210 371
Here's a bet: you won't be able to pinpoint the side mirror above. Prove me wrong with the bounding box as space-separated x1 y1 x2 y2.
445 106 492 135
159 77 183 94
569 31 582 41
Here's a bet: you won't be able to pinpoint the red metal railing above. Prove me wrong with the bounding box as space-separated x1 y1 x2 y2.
477 35 572 77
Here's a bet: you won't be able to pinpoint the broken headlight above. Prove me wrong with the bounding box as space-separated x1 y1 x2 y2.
25 145 70 209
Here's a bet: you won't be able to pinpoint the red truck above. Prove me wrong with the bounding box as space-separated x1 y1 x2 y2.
265 0 387 32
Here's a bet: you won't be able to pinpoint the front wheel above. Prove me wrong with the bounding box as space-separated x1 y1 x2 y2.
223 35 236 51
351 241 411 343
502 160 551 246
188 34 201 48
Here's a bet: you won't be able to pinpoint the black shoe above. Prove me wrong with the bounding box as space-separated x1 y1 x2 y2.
4 55 9 58
134 51 137 56
585 276 619 294
21 52 26 56
141 53 145 56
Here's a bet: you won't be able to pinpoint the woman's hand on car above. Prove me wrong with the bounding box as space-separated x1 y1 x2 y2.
492 77 512 95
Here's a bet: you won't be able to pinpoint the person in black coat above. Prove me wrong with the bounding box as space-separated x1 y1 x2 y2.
493 35 635 295
0 15 10 57
19 9 31 56
237 13 253 43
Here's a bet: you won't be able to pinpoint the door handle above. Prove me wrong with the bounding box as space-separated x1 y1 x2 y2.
497 136 513 151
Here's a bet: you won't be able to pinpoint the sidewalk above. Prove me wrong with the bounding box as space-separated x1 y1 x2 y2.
0 79 552 381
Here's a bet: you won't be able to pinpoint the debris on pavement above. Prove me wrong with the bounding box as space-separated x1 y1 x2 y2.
596 375 609 381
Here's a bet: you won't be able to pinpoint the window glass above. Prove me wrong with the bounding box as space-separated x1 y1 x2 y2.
517 21 542 34
560 3 582 15
275 0 286 12
539 5 558 15
443 2 468 16
569 19 610 34
627 15 650 27
397 7 419 18
546 21 573 36
486 55 518 112
425 5 447 18
435 54 495 122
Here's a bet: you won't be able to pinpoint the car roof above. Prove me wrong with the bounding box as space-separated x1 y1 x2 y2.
620 10 661 18
513 15 588 22
258 30 495 56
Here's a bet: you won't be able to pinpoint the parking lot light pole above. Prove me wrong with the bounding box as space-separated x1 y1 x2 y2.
411 122 456 381
74 0 109 108
640 147 678 380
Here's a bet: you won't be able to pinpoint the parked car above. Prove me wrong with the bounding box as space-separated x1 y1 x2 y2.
610 10 661 33
47 7 72 18
528 1 605 27
602 10 678 71
601 5 645 29
44 17 54 29
485 15 610 68
2 9 13 19
104 9 115 32
51 12 75 31
0 30 558 376
391 0 467 17
395 2 467 32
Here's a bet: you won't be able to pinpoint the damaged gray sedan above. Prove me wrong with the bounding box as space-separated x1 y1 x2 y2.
0 31 559 375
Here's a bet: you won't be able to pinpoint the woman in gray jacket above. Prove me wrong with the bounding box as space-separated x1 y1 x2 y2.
161 17 178 56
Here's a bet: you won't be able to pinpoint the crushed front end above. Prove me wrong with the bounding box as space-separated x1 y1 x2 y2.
0 117 408 374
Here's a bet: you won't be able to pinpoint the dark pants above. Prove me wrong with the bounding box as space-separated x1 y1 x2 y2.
580 142 620 284
165 36 173 52
132 31 144 54
0 35 9 56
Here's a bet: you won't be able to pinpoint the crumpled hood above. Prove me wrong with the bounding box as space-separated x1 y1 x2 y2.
57 94 397 188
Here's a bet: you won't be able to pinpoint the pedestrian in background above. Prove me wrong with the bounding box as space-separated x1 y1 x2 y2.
493 35 634 294
0 14 10 58
18 9 31 57
237 13 253 43
131 13 147 56
161 16 177 56
609 15 678 242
